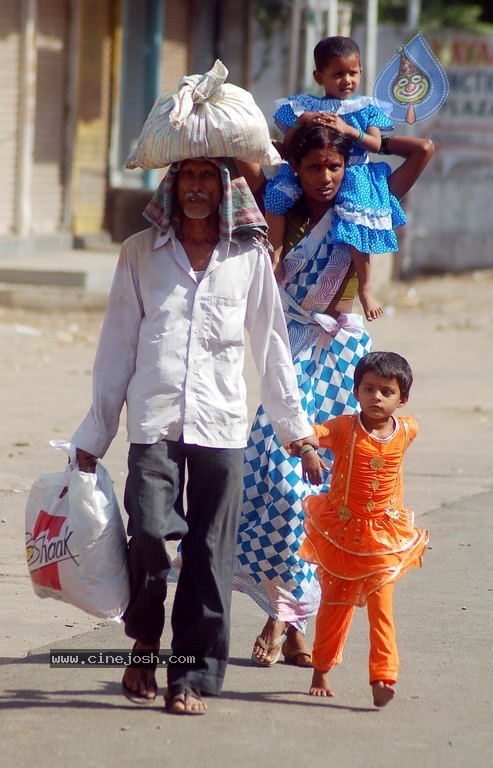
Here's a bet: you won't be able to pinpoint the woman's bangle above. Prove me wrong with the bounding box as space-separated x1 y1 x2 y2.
379 136 392 155
300 444 315 456
354 129 365 145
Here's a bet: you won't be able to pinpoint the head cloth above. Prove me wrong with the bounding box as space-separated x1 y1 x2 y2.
143 159 267 241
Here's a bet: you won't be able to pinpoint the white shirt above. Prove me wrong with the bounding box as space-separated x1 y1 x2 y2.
72 226 311 456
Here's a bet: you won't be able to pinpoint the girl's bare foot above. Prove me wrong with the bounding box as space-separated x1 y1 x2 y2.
309 668 334 697
359 287 384 322
282 625 312 667
251 617 287 665
372 680 395 707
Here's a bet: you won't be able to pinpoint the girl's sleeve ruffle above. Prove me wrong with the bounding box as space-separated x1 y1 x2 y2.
264 162 302 214
360 103 394 131
402 416 419 442
273 101 299 133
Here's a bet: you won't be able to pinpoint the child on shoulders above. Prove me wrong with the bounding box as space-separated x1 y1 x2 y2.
266 36 408 321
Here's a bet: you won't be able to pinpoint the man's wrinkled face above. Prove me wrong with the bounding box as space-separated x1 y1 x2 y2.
176 160 222 220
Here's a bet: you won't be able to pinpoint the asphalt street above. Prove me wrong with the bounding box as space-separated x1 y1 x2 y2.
0 266 492 768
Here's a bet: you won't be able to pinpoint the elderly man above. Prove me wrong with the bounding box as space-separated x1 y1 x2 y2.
73 158 317 714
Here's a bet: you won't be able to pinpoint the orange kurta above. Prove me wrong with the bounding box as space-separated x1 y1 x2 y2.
300 413 429 607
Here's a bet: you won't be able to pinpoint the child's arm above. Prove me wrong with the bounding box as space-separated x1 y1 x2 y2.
282 110 382 154
283 111 332 149
351 247 383 322
313 420 336 447
284 439 327 485
353 124 382 153
300 447 326 485
324 116 382 153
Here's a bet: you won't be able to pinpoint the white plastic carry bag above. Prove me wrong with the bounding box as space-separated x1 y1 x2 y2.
126 59 281 169
25 441 130 620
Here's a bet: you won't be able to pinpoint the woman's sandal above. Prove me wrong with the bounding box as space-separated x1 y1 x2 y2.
282 647 313 668
164 688 206 715
251 633 286 667
121 643 158 704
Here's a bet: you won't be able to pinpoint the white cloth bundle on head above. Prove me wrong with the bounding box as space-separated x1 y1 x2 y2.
126 59 281 169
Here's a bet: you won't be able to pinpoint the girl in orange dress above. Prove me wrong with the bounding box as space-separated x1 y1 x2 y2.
297 351 429 706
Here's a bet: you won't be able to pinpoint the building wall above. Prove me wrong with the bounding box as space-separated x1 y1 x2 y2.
160 0 190 91
215 0 250 86
106 0 192 243
31 0 70 235
0 0 73 247
71 0 113 237
0 0 252 249
0 0 22 235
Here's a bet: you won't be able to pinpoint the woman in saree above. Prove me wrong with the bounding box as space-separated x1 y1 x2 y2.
233 126 434 666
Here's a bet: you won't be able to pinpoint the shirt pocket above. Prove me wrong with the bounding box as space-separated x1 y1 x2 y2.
202 296 246 345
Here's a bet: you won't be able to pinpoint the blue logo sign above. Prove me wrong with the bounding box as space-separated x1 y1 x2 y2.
373 32 449 124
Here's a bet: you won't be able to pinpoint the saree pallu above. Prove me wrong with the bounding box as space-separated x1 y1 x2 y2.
233 210 372 630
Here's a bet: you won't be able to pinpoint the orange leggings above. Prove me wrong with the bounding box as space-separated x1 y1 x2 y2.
312 579 399 685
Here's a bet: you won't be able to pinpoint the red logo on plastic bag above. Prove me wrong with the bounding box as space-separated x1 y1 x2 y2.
26 508 77 590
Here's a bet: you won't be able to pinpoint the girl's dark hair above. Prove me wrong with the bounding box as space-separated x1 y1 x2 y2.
287 125 351 167
314 36 361 70
354 351 413 399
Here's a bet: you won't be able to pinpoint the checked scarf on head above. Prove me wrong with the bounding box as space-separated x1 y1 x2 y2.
143 159 268 242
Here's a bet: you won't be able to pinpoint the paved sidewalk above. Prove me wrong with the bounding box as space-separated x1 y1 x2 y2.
0 249 118 309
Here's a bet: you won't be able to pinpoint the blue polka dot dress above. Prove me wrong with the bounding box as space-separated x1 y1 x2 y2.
265 95 407 254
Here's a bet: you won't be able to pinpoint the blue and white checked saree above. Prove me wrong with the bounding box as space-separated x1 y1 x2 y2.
233 208 372 630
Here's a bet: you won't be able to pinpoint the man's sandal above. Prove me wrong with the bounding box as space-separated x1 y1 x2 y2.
121 643 158 704
164 688 206 715
122 669 158 704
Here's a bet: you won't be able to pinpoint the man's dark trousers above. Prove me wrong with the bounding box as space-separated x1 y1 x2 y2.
122 438 244 696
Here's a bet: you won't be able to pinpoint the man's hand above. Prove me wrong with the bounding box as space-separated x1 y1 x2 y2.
76 448 97 473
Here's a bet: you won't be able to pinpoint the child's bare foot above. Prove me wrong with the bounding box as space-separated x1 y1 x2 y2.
372 681 395 707
309 668 334 697
359 288 384 321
